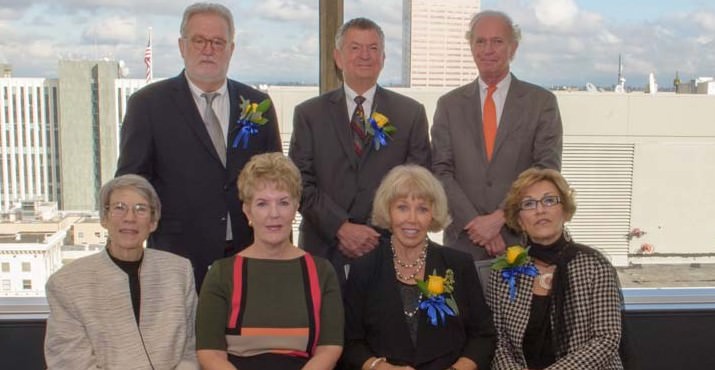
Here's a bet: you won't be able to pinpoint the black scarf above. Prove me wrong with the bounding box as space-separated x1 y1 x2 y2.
528 234 582 355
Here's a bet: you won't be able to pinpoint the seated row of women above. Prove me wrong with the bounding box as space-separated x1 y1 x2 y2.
44 153 624 370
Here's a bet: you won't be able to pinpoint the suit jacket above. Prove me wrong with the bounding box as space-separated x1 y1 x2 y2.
487 247 623 369
116 72 282 287
45 249 198 370
343 238 496 370
431 75 562 259
289 85 431 266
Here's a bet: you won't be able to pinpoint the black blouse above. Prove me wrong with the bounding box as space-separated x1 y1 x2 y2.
523 294 556 369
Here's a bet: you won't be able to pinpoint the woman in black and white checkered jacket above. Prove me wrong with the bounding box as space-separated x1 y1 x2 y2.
487 168 623 370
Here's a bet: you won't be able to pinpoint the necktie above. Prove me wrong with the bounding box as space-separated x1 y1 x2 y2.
201 92 227 166
483 85 497 161
350 95 368 156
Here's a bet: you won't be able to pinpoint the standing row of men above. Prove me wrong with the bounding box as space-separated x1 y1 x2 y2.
116 2 562 288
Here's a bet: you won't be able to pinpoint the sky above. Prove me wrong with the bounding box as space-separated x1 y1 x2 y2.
1 0 714 88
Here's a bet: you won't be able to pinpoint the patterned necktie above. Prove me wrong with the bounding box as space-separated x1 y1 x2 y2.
201 92 227 166
483 85 497 161
350 95 368 156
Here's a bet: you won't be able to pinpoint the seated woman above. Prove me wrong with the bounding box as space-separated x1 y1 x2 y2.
44 174 198 369
343 165 495 370
489 168 623 369
196 152 343 370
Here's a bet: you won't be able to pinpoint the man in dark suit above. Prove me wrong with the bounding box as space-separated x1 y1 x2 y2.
431 10 563 260
116 2 282 288
289 18 431 279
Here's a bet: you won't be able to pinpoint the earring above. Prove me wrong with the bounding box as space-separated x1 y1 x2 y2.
562 225 572 242
520 232 529 247
248 220 253 227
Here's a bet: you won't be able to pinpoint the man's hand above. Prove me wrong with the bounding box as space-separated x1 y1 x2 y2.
484 233 506 257
464 209 506 246
336 221 380 259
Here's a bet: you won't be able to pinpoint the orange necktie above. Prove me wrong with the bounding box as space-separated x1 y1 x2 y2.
483 85 497 161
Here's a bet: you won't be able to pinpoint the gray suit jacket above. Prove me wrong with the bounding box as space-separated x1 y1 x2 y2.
289 85 431 268
431 75 562 259
45 249 198 370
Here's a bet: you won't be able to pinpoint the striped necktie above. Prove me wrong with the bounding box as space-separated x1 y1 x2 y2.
350 95 367 156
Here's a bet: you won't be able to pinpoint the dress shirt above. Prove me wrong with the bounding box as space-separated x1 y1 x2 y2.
478 73 512 128
344 84 377 122
186 74 230 141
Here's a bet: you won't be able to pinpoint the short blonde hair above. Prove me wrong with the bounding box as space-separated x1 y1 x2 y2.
465 10 522 43
237 153 301 203
504 167 576 233
371 165 451 232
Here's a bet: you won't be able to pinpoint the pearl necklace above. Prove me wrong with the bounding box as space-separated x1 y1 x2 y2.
404 294 423 318
392 239 428 282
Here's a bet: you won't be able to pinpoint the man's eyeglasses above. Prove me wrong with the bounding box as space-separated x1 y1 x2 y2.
519 195 561 211
186 36 228 52
106 202 153 219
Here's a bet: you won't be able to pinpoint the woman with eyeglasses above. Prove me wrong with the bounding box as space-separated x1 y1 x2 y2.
45 174 198 370
488 168 624 369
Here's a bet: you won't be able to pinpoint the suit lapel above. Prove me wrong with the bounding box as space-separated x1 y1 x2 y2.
227 80 241 147
462 81 490 164
328 87 360 168
504 267 535 352
493 75 526 160
172 73 226 166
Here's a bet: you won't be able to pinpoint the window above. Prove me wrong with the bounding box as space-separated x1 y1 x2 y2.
22 279 32 290
1 279 10 291
1 262 9 273
21 262 31 273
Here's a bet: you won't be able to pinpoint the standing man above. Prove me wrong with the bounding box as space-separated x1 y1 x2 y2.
116 2 282 288
431 10 562 260
289 18 431 279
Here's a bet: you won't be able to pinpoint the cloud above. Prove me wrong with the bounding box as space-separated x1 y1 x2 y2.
82 16 137 44
254 0 316 22
533 0 578 28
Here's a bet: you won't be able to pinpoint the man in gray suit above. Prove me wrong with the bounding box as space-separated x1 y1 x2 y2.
431 10 562 260
289 18 431 278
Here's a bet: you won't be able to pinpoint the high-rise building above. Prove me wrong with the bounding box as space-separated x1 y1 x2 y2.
0 60 145 211
403 0 479 87
0 76 60 210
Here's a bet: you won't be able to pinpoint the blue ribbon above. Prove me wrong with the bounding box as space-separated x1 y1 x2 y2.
419 295 456 326
233 119 259 149
500 264 539 301
368 118 389 150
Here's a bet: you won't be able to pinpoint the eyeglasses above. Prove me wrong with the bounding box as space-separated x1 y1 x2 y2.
106 202 153 219
185 36 228 52
519 195 561 211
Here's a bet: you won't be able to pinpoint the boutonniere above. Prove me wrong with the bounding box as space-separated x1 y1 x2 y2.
365 111 396 150
233 96 272 149
491 245 538 301
416 269 459 326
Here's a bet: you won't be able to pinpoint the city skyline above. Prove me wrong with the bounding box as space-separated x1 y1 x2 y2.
1 0 714 88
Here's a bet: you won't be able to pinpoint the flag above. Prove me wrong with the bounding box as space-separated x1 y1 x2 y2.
144 39 152 84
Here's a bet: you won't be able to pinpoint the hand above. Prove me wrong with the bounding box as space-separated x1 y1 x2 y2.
337 221 379 259
464 210 505 246
484 233 506 257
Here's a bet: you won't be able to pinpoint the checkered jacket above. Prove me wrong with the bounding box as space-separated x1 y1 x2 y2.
487 247 623 369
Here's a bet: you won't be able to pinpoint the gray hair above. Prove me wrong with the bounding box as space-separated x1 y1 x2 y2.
465 10 521 43
99 174 162 223
180 2 235 41
335 17 385 51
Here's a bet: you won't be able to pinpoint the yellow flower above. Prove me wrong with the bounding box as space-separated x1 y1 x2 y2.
249 103 258 113
372 112 389 128
505 245 526 264
427 275 445 295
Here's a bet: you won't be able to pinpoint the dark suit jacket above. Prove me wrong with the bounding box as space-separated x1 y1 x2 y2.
116 72 282 288
289 85 431 267
487 247 623 369
431 74 562 259
343 238 496 370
